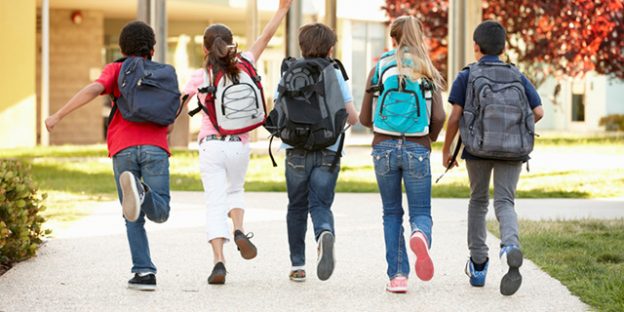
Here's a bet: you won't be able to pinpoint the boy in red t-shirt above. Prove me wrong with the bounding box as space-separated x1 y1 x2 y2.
46 21 173 291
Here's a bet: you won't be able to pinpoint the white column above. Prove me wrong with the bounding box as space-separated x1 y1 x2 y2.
40 0 50 146
448 0 482 81
138 0 167 63
325 0 337 31
247 0 259 48
286 0 303 57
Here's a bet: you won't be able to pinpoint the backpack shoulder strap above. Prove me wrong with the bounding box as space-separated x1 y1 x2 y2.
107 57 130 127
280 57 297 76
331 58 349 81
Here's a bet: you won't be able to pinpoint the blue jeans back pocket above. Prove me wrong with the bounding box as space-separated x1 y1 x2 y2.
286 149 306 171
371 149 392 176
406 150 430 178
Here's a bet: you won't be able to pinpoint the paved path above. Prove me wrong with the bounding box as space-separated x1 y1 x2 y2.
2 192 621 311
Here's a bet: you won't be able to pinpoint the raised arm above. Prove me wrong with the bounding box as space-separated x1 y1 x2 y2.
45 82 105 132
248 0 292 61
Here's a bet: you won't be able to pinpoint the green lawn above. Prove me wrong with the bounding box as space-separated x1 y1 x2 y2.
1 136 623 225
488 219 624 312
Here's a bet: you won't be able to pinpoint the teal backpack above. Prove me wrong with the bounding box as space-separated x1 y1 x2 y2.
369 50 434 137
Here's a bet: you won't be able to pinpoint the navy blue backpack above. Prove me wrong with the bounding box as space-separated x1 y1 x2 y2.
110 57 181 126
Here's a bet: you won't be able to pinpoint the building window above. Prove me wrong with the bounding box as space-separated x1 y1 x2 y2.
351 21 386 132
571 93 585 122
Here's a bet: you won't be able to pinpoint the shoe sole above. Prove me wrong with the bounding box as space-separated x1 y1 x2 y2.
410 234 434 281
385 285 408 293
500 248 523 296
127 283 156 291
289 276 306 283
235 236 257 260
208 273 226 285
120 172 140 222
317 232 335 281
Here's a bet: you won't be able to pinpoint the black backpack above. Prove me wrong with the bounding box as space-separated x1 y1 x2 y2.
109 57 181 126
264 57 349 167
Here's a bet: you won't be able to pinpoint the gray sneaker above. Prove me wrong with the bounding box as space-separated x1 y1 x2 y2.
316 231 335 281
119 171 144 222
500 245 523 296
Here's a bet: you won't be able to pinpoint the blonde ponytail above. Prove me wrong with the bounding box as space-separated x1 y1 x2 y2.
390 16 445 90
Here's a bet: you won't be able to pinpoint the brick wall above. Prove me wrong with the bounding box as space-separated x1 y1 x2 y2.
47 10 104 145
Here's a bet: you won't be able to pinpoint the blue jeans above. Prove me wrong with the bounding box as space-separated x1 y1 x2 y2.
285 149 340 267
112 145 171 274
372 140 433 279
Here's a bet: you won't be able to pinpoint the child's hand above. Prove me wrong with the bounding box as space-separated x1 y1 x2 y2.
278 0 293 10
45 115 60 132
442 150 458 169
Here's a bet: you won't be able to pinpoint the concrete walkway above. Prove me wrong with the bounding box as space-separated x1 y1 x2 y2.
2 192 621 311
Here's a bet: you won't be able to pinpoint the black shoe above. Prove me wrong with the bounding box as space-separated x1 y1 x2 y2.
208 262 226 285
128 273 156 291
234 230 257 260
316 231 335 281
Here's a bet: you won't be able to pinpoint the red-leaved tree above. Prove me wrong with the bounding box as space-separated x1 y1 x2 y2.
383 0 449 82
484 0 624 85
384 0 624 86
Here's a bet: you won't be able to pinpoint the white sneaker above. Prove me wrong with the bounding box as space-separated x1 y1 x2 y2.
119 171 143 222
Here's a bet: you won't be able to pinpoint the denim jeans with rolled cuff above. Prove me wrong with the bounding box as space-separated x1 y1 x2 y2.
112 145 171 274
372 139 433 279
285 149 340 267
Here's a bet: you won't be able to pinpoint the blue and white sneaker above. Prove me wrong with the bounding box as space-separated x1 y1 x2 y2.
465 258 489 287
499 245 523 296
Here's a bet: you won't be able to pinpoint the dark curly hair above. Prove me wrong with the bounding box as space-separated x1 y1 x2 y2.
119 21 156 57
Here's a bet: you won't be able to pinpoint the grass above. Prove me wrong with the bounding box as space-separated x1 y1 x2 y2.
1 135 623 225
487 219 624 312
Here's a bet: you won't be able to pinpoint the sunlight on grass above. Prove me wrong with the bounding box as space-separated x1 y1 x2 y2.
488 219 624 312
2 135 623 224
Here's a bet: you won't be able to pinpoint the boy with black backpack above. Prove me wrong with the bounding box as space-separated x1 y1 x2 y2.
45 21 180 291
442 20 544 296
266 23 359 282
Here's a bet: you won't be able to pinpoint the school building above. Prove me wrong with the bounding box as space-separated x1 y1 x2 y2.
1 0 622 150
0 0 391 149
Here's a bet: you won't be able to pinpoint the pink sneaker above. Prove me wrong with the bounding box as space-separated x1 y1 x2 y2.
386 276 408 293
410 231 434 281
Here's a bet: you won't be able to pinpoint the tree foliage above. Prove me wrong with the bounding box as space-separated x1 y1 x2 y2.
484 0 624 85
383 0 449 81
384 0 624 86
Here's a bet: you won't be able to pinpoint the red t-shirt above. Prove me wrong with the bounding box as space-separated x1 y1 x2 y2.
96 62 170 157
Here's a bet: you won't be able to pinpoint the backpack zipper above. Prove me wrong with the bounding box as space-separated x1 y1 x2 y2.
379 88 421 118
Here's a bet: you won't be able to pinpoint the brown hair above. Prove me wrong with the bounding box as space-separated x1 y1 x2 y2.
298 23 337 58
203 24 239 81
390 16 445 90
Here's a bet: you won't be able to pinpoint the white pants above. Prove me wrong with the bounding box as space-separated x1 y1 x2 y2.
199 140 250 242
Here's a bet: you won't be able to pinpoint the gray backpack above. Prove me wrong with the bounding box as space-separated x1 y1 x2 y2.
459 62 535 160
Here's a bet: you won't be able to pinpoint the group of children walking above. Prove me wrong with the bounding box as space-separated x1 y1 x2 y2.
45 0 544 296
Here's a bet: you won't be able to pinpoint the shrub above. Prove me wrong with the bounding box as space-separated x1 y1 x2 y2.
0 160 49 267
599 114 624 131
